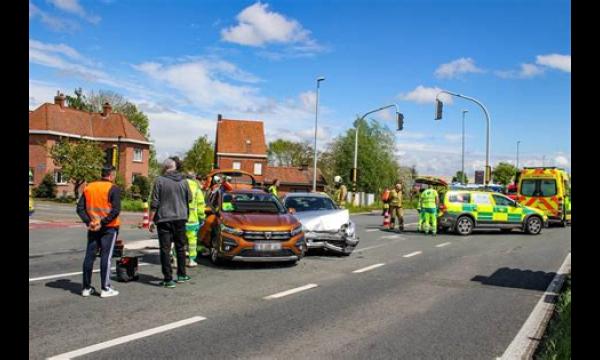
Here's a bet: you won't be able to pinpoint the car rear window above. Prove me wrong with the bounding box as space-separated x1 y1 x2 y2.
521 180 537 196
448 193 470 203
520 179 557 197
540 180 557 196
284 197 336 212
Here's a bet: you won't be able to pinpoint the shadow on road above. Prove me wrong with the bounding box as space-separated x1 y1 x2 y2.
471 268 556 292
45 279 82 295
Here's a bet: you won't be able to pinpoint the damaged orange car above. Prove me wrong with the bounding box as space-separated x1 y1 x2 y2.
199 184 306 265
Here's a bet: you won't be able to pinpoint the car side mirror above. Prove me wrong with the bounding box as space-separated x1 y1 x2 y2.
288 208 296 214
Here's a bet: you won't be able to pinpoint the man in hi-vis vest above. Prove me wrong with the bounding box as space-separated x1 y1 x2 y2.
77 166 121 298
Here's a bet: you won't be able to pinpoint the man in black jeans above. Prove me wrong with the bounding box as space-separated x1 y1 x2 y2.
149 158 192 288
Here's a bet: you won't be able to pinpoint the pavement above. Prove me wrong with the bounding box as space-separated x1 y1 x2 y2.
29 203 571 360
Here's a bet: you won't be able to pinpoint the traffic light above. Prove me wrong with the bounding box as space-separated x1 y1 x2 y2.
397 113 404 131
435 99 443 120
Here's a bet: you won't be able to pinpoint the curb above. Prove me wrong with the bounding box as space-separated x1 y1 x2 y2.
499 252 571 360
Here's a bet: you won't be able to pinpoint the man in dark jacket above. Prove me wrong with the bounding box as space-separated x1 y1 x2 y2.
149 158 192 288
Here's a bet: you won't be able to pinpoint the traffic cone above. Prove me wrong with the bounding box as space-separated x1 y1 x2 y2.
139 202 149 229
382 210 390 228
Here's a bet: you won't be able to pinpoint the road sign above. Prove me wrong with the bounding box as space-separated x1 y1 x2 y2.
474 170 484 184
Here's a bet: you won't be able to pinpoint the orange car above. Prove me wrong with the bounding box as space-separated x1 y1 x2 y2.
199 188 306 265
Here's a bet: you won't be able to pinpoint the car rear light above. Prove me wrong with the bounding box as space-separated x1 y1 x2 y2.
439 204 447 212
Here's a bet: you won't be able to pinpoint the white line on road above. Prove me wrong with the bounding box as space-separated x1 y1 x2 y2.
403 251 422 258
29 263 152 282
354 244 389 253
47 316 207 360
380 235 401 239
353 263 386 273
365 229 379 232
435 242 451 248
263 284 319 299
499 252 571 360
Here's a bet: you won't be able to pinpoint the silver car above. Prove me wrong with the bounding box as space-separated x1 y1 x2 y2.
281 192 359 256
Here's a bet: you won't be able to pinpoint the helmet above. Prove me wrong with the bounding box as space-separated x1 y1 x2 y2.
213 175 221 183
225 176 232 182
334 175 342 183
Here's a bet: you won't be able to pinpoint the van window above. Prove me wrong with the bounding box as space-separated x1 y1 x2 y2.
473 193 492 205
521 180 537 196
448 193 470 203
540 180 557 196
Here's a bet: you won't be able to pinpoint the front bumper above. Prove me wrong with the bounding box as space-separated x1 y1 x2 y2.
304 231 359 254
232 255 299 262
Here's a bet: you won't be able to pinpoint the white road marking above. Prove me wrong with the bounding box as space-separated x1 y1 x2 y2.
403 251 422 258
29 219 49 224
353 263 385 273
124 239 158 250
365 229 379 232
29 263 151 282
499 252 571 360
47 316 207 360
264 284 319 299
404 222 418 226
380 235 401 239
436 242 451 248
354 244 389 253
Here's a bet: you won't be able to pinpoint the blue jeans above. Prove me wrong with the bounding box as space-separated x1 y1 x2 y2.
82 227 118 290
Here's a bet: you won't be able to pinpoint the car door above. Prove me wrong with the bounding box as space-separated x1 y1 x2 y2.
472 192 494 224
492 194 518 224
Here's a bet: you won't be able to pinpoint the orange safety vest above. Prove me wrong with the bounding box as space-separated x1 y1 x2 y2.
83 181 120 228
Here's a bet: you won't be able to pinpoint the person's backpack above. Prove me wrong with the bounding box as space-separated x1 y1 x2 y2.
116 256 139 282
381 190 390 202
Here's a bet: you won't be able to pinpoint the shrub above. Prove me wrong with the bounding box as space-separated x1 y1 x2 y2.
34 174 57 198
132 175 151 200
121 199 145 212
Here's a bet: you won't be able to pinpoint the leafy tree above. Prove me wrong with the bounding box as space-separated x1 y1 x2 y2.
268 139 313 167
86 90 150 138
132 175 151 200
452 171 468 184
49 139 105 199
34 173 57 198
493 162 517 185
65 88 93 111
183 135 214 176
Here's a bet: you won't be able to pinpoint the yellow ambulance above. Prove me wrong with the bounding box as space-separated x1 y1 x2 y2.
516 167 571 226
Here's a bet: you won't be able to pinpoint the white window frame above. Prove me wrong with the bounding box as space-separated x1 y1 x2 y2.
133 148 143 163
253 162 262 175
54 170 67 185
29 168 34 185
232 161 241 170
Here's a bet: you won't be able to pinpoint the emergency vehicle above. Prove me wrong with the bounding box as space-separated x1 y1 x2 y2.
516 167 571 226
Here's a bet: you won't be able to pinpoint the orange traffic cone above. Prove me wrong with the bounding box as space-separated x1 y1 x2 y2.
139 202 149 229
382 210 390 228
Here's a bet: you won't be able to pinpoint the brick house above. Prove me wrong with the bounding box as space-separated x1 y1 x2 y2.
29 93 151 196
213 115 326 194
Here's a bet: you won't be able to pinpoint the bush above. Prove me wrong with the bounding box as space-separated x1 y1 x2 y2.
121 199 145 212
132 175 151 200
34 174 57 198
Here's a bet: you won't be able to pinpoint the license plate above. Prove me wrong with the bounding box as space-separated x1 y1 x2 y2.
254 242 281 251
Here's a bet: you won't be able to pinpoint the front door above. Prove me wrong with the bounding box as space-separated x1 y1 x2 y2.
472 193 494 224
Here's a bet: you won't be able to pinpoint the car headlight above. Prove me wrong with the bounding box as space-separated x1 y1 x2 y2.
220 224 244 236
290 225 303 236
342 221 355 236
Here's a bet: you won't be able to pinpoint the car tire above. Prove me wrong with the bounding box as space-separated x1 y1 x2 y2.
209 234 223 266
525 216 543 235
455 216 474 236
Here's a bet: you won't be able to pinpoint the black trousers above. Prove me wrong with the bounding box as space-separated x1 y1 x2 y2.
157 220 187 281
83 227 118 290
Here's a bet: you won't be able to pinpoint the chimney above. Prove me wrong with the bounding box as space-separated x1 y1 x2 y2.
102 102 112 116
54 91 65 108
217 114 222 121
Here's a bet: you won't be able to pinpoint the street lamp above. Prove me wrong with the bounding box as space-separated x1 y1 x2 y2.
352 104 404 204
312 76 325 192
436 91 492 187
461 110 468 184
516 140 521 169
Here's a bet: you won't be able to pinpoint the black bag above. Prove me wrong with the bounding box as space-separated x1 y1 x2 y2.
116 256 139 282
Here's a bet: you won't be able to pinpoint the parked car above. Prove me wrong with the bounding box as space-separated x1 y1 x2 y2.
438 190 548 235
281 192 359 256
199 189 306 265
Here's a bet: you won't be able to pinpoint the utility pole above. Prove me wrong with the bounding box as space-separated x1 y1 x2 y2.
312 76 325 192
516 140 521 169
461 110 468 183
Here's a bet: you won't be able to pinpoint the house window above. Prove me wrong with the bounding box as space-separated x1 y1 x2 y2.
132 173 141 183
253 162 263 175
54 170 67 185
133 148 143 162
232 161 241 170
29 168 34 184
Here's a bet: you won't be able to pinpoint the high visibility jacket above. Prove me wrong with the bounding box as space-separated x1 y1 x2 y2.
83 181 121 228
420 189 438 209
186 179 206 226
389 189 402 207
334 185 348 205
268 185 278 197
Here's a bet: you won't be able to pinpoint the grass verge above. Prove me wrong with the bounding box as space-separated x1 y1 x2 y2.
121 199 145 212
534 274 571 360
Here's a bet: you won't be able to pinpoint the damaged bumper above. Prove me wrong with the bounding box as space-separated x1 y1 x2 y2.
304 231 360 254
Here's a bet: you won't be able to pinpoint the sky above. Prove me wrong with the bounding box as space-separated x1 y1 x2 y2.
29 0 571 178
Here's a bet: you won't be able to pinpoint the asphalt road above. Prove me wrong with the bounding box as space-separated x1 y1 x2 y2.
29 205 571 360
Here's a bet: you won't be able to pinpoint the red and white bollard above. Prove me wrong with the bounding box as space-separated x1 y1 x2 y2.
382 210 390 228
139 202 149 229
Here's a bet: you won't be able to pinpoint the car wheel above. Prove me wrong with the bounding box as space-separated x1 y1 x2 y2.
210 234 223 265
455 216 474 236
525 216 543 235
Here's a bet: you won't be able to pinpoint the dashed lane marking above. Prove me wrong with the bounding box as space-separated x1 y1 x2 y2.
403 251 422 258
436 242 451 248
29 263 152 282
263 284 319 299
352 263 385 273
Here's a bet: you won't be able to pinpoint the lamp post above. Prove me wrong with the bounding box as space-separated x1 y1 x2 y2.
312 76 325 192
436 91 491 187
352 104 404 205
516 140 521 169
461 109 468 183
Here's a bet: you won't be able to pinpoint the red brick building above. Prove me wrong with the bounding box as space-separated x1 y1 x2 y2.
29 93 151 196
213 115 326 194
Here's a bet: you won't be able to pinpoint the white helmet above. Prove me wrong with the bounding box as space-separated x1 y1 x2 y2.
226 176 232 182
213 175 221 183
334 175 342 183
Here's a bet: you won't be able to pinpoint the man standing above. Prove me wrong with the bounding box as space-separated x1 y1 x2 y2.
333 176 348 208
419 184 440 236
185 171 206 267
149 159 192 288
388 182 404 232
268 179 280 198
77 166 121 298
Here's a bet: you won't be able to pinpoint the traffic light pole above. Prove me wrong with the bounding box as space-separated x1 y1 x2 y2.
436 91 492 187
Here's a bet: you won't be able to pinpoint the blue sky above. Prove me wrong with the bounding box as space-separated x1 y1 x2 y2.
29 0 571 177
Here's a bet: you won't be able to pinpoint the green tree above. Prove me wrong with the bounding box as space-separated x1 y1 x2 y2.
65 88 93 111
492 162 517 185
183 135 214 176
268 139 313 167
86 90 149 138
49 139 106 199
452 171 468 184
34 173 57 198
132 175 151 200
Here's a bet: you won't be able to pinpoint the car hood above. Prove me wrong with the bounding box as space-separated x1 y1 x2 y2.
293 209 350 232
222 212 299 230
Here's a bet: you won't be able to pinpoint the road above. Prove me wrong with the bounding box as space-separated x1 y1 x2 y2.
29 204 571 359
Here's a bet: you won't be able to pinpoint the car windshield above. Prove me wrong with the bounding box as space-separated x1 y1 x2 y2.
284 196 337 212
222 192 285 214
521 180 537 196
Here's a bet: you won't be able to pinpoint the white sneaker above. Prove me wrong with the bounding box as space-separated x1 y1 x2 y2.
100 287 119 298
188 259 198 267
82 287 96 297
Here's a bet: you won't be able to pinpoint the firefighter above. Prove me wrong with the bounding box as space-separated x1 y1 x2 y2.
419 184 439 236
185 172 206 267
268 179 280 197
333 176 348 208
388 182 404 232
381 187 390 216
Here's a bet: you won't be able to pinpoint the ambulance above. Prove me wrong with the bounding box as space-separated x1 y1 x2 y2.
516 167 571 226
